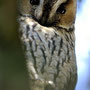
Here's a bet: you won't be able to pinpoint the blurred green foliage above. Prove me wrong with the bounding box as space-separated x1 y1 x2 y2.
0 0 29 90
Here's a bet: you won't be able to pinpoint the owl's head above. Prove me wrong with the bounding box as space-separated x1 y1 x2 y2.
19 0 76 29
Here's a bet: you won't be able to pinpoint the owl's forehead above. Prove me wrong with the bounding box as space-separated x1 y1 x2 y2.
40 0 67 6
38 0 67 13
43 0 57 4
41 0 66 3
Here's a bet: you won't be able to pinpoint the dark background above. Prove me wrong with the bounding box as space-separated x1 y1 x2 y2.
0 0 88 90
0 0 29 90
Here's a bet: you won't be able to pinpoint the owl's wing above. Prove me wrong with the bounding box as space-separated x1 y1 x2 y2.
19 16 77 90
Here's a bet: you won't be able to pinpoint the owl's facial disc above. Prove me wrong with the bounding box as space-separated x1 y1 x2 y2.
29 0 76 28
29 0 64 26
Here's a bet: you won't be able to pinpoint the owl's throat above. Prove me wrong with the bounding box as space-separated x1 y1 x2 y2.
19 13 56 27
33 16 56 27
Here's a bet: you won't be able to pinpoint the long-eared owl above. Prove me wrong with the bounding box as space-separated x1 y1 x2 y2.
18 0 77 90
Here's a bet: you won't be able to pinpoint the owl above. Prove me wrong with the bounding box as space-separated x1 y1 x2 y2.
18 0 77 90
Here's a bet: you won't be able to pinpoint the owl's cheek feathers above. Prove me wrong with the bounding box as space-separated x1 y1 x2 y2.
57 0 76 28
57 8 76 29
60 11 75 27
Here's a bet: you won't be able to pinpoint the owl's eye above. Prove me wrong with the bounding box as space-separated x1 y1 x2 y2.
30 0 40 5
56 4 66 14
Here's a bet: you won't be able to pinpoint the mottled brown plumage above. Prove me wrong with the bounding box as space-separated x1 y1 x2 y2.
18 0 77 90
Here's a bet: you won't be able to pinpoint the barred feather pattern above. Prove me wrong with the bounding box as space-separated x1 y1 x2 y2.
19 16 77 90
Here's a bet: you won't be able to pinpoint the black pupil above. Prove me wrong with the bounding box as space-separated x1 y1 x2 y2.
57 4 66 14
30 0 40 5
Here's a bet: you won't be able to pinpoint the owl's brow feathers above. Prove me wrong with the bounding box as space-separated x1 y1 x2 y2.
41 0 68 18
